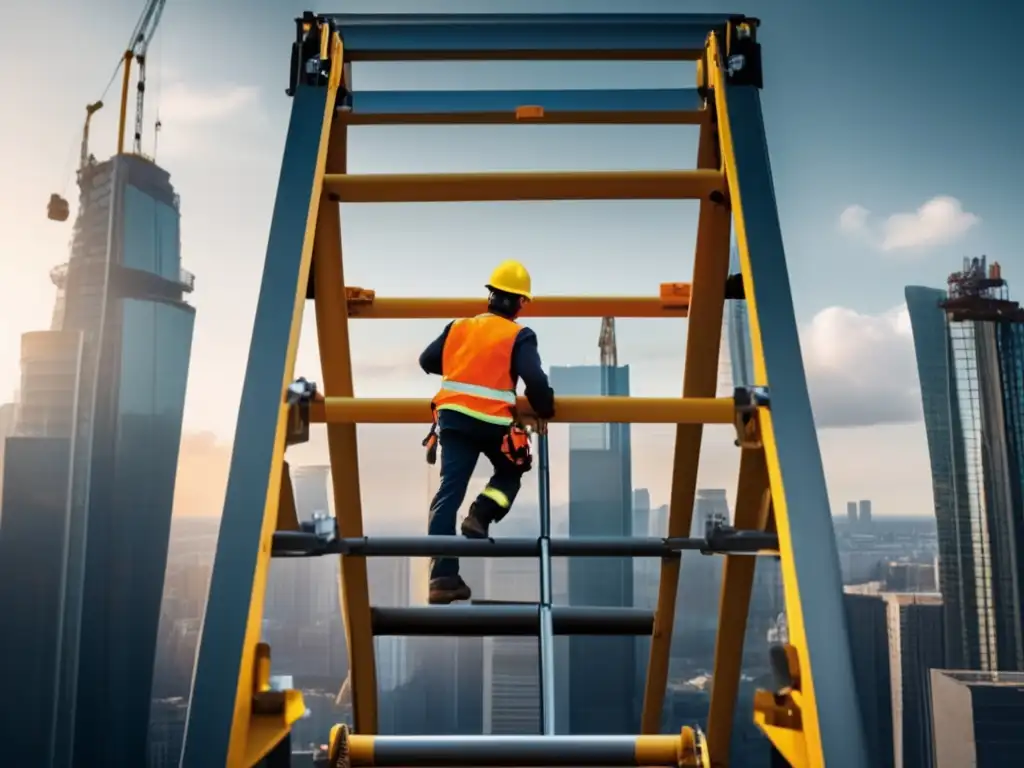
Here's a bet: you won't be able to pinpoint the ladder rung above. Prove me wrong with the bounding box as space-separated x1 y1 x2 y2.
271 532 780 558
346 294 690 320
340 88 705 126
323 170 724 203
342 733 690 767
371 605 653 636
327 12 733 62
307 395 735 425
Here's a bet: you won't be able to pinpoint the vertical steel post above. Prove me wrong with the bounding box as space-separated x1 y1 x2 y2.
536 431 556 735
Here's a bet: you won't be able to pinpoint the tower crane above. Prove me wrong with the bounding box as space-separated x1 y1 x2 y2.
117 0 168 156
46 0 167 223
47 100 104 222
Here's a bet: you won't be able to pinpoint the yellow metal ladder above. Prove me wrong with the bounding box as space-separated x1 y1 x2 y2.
179 12 869 768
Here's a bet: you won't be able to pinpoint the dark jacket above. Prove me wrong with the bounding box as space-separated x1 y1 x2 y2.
419 317 556 420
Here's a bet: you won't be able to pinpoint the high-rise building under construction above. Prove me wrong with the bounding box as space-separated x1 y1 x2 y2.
906 256 1024 673
0 153 195 767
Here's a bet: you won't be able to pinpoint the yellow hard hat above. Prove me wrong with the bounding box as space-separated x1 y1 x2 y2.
486 260 532 300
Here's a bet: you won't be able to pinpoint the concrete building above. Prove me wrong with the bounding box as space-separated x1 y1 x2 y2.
843 585 945 767
930 670 1024 767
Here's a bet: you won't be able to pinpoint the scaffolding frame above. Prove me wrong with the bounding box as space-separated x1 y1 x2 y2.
180 12 867 768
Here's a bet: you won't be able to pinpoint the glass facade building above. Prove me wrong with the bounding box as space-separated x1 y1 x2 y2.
549 364 635 733
0 154 194 767
906 261 1024 673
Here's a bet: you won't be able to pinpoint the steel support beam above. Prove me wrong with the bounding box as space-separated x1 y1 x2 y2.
371 606 654 637
179 35 343 768
270 533 780 558
340 88 705 125
325 12 739 61
323 170 724 203
308 396 735 425
712 30 869 767
343 733 695 767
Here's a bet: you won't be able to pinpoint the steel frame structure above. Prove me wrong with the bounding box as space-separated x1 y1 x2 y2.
180 11 868 768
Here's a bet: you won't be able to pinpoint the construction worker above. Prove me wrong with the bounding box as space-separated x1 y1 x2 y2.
419 260 556 605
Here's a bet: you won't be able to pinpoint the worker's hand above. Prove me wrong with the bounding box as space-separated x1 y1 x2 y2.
521 415 549 435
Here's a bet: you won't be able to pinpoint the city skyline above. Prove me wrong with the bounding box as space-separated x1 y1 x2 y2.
3 1 1022 524
3 5 1023 765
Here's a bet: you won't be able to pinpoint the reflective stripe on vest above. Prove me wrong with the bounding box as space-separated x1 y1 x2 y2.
433 313 520 425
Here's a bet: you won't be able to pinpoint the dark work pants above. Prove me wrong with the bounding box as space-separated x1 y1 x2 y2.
428 410 526 579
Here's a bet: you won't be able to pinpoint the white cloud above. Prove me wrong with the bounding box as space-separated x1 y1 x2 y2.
159 82 260 125
838 196 979 253
838 204 870 236
801 304 922 428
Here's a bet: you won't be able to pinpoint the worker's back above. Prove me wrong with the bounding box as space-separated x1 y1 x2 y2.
441 313 521 391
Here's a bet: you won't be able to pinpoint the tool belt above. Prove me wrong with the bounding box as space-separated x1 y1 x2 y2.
421 404 532 471
501 422 532 471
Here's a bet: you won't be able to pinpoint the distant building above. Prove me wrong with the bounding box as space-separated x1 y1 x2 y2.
859 499 873 526
483 558 540 735
930 669 1024 767
847 501 858 524
884 593 944 768
0 437 74 766
0 153 195 767
550 364 635 734
843 591 894 766
0 401 16 504
843 586 945 767
906 257 1024 672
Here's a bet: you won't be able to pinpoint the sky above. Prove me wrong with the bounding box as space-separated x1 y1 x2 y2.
2 0 1023 524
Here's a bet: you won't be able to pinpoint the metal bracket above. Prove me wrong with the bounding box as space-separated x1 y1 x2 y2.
300 510 338 544
733 385 770 449
725 17 763 89
752 643 806 765
345 286 377 313
285 377 317 446
700 522 777 556
287 13 335 96
724 272 745 300
327 723 351 768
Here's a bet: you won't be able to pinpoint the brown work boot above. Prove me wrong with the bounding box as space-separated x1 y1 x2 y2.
428 575 472 605
460 499 495 539
460 512 490 539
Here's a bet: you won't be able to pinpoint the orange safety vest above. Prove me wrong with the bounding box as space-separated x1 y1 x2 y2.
433 313 521 425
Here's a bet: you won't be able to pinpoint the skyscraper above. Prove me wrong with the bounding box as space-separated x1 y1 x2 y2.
906 257 1024 672
842 586 945 768
0 153 194 767
847 501 858 525
483 558 540 734
549 364 635 733
859 500 873 526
